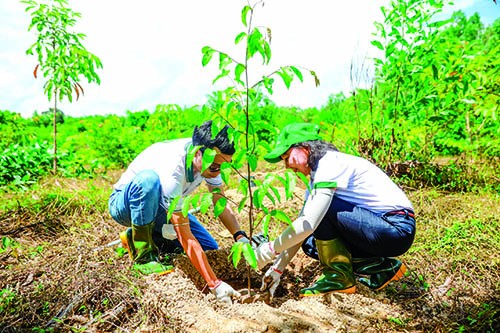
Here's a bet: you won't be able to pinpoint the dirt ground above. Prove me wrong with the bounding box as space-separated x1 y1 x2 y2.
0 175 499 332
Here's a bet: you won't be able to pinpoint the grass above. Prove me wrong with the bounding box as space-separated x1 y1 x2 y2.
0 173 499 332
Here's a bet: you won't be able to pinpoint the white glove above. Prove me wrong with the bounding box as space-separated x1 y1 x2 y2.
237 233 269 249
210 281 241 304
260 266 282 302
254 242 278 270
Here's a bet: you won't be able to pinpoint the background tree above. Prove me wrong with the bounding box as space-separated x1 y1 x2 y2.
23 0 102 174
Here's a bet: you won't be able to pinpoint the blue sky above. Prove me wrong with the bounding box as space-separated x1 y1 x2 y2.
0 0 498 118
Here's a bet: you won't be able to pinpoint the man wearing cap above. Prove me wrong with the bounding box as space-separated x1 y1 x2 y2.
255 123 416 299
109 120 247 304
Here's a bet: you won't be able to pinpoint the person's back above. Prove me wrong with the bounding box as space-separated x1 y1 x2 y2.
313 150 413 212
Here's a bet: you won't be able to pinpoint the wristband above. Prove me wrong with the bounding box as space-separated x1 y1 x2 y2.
233 230 248 242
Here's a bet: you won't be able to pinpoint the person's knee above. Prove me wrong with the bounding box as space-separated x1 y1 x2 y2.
302 235 319 260
203 240 219 251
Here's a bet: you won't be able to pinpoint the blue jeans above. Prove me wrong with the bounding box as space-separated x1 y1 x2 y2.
302 196 415 259
108 170 218 252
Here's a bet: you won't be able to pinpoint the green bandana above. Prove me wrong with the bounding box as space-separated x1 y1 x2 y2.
264 123 321 163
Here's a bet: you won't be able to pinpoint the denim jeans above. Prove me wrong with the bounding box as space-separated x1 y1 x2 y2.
302 196 415 259
108 170 218 252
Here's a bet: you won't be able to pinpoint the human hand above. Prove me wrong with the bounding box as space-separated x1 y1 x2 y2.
250 233 269 248
236 236 250 244
210 281 241 304
236 233 268 248
254 242 278 270
260 266 282 302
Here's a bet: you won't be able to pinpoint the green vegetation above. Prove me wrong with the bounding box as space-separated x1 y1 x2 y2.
0 1 499 331
22 0 103 173
1 2 498 192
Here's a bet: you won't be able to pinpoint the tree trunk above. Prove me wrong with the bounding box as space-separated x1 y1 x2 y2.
53 91 58 174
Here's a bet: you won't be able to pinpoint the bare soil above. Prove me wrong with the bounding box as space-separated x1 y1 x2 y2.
0 174 499 332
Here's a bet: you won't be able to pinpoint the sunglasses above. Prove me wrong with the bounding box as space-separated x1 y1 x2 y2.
208 163 221 172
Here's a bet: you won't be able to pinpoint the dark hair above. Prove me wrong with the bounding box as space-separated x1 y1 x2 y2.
293 140 338 171
192 120 235 155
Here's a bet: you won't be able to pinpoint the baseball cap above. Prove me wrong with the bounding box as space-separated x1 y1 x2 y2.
264 123 321 163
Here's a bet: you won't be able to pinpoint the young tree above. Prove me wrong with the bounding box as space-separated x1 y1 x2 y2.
199 0 319 293
22 0 102 174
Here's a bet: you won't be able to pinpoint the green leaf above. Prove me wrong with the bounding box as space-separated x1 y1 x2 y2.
201 148 216 172
284 170 297 200
262 215 271 237
235 63 245 85
201 46 214 66
371 40 384 50
265 191 276 205
270 209 292 225
252 188 262 209
263 41 272 64
219 52 231 70
234 32 246 45
212 69 230 85
186 144 200 169
242 243 257 269
241 5 251 27
277 67 293 89
167 196 181 221
199 193 212 214
290 65 303 82
238 195 248 213
270 186 282 203
296 172 311 192
230 242 243 268
182 193 200 216
247 153 258 171
432 64 438 80
248 28 264 59
214 196 227 217
220 163 231 184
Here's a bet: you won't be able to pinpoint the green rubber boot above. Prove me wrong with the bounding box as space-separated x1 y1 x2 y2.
120 228 135 260
300 238 356 297
121 224 173 275
352 257 406 291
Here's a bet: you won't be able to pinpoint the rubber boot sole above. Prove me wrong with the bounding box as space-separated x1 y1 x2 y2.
299 285 356 297
374 263 407 291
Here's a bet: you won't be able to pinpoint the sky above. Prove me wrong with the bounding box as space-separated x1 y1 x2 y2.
0 0 498 118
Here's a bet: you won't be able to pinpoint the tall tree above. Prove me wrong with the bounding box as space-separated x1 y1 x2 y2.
23 0 102 173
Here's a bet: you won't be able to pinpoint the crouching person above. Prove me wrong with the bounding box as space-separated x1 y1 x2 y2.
109 120 248 304
256 123 416 299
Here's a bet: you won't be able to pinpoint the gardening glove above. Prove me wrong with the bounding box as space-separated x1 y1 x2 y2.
234 230 250 243
210 281 241 304
254 242 278 270
260 266 282 302
234 231 269 248
251 233 269 248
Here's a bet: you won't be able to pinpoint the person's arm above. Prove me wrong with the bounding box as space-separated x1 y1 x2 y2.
171 212 218 287
260 242 301 300
207 184 243 239
254 188 334 269
272 187 334 252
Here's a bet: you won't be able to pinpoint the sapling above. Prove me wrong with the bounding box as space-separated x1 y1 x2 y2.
197 0 320 296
